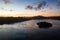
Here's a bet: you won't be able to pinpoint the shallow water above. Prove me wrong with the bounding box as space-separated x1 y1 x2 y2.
0 19 60 40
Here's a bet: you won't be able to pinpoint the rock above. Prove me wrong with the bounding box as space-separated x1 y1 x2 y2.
37 22 52 28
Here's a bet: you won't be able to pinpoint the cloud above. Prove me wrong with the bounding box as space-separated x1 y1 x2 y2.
0 7 6 10
56 0 60 8
9 9 14 11
0 7 14 12
0 7 4 10
26 1 47 10
36 1 46 10
25 5 33 10
57 0 60 4
0 0 12 4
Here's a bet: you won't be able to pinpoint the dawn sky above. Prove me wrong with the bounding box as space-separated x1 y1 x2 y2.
0 0 60 17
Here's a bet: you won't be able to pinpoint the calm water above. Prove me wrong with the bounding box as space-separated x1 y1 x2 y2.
0 19 60 40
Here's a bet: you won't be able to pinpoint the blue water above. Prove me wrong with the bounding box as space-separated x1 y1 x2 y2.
0 19 60 40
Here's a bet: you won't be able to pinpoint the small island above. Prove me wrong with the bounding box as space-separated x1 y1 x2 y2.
37 22 52 28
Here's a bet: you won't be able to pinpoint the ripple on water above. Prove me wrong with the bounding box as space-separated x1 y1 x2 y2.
0 19 60 40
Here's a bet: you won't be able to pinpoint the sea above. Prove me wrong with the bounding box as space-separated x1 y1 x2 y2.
0 19 60 40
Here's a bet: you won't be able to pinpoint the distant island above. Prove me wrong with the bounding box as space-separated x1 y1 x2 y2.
0 16 60 25
37 22 52 28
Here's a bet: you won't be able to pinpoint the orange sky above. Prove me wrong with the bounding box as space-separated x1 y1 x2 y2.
0 8 60 17
0 12 60 17
0 0 60 17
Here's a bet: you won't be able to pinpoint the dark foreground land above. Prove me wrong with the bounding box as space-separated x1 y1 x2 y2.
0 17 31 24
0 16 60 25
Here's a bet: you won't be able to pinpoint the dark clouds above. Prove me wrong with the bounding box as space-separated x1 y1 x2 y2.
57 0 60 4
3 0 11 4
26 1 47 10
56 0 60 8
26 5 33 10
0 0 12 4
37 1 46 10
57 0 60 6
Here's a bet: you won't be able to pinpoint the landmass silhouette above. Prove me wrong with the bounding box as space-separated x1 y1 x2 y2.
0 16 59 25
37 22 52 28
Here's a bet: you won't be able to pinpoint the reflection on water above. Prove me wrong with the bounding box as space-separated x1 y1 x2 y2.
0 19 60 40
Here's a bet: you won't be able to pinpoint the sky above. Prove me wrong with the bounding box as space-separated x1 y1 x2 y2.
0 0 60 17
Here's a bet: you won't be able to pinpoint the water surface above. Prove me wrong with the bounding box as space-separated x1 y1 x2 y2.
0 19 60 40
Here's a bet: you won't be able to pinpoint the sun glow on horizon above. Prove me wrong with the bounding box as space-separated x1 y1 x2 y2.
0 0 60 17
0 11 60 17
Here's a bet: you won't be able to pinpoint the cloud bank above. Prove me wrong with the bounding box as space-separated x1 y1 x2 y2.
26 1 47 10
